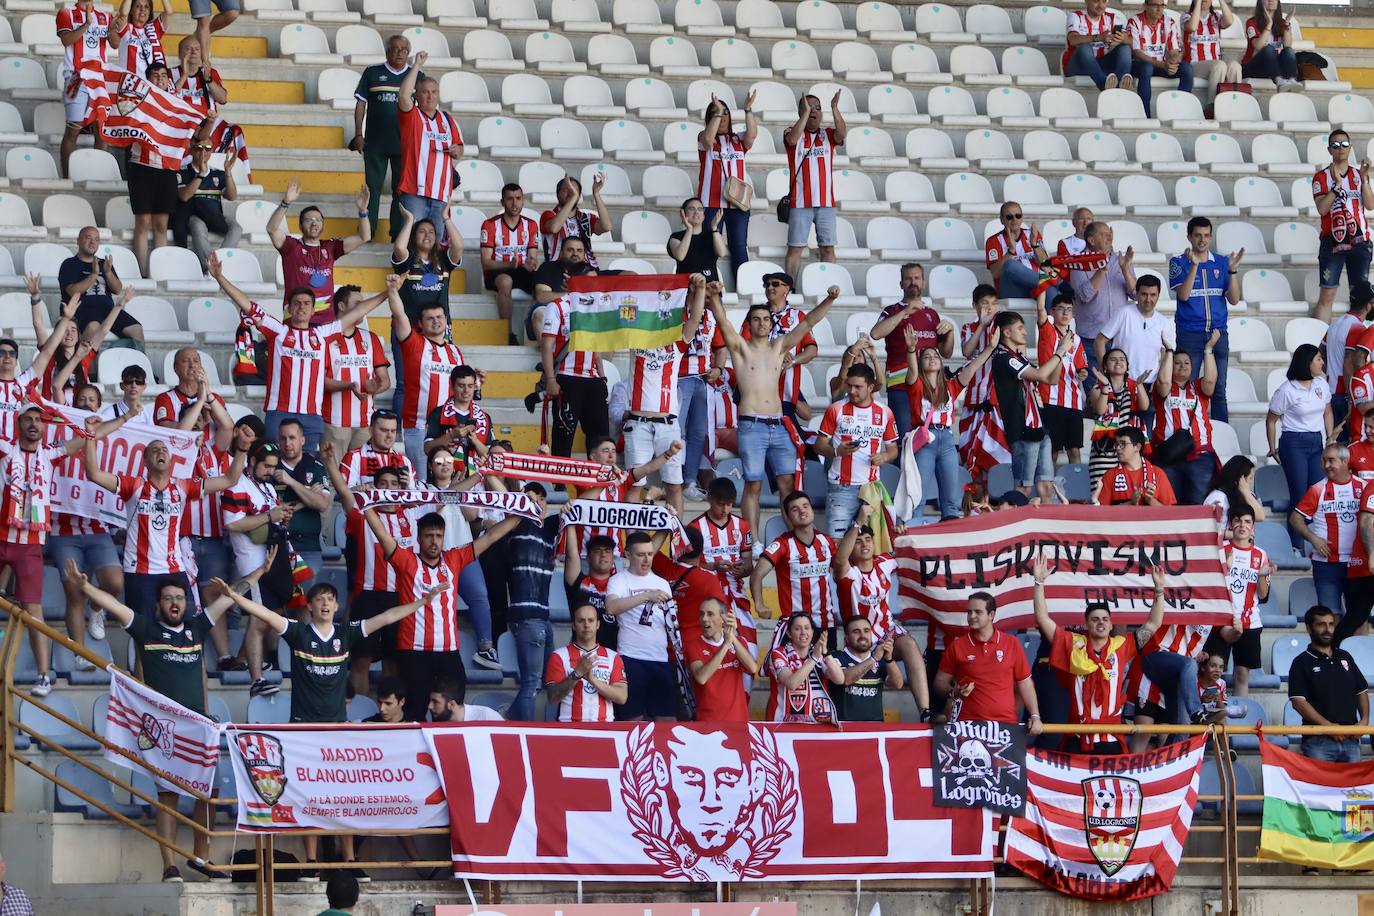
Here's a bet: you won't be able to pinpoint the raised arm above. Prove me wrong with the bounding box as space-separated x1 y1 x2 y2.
363 505 399 557
391 202 415 263
955 326 1001 388
364 585 445 634
705 281 743 351
1152 346 1174 401
471 514 522 557
82 436 119 492
67 558 134 628
30 294 78 381
201 449 246 494
829 91 848 146
563 524 584 585
680 273 705 343
266 177 299 250
1030 555 1057 642
340 184 373 255
320 441 357 511
396 51 426 113
777 286 838 353
1198 328 1220 397
384 273 411 341
214 576 290 634
1134 563 1168 647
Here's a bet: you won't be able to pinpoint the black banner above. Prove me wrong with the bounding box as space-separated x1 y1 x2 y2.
933 720 1028 817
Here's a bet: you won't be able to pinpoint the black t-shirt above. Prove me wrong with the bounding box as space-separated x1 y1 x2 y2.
176 166 229 218
667 229 720 281
283 618 365 722
125 614 213 715
991 345 1043 443
392 250 461 325
826 648 889 722
567 571 616 649
58 255 116 314
354 63 423 155
1289 645 1368 725
277 453 329 550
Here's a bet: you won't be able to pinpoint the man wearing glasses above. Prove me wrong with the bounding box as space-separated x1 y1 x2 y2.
172 137 241 272
985 202 1050 300
1314 129 1374 323
266 175 371 324
740 272 818 425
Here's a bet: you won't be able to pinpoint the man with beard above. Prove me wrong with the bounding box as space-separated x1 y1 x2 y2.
428 677 503 722
824 616 903 722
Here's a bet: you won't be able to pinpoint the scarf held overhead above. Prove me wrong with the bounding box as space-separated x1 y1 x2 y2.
352 488 543 521
479 451 625 489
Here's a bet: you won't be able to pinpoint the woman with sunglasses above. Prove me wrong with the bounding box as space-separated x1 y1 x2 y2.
985 202 1050 300
698 92 757 285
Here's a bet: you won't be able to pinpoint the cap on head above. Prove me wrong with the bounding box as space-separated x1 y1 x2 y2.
762 271 794 290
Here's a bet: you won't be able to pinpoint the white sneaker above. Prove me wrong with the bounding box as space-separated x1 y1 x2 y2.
682 483 708 502
30 673 54 697
88 609 106 641
74 655 95 672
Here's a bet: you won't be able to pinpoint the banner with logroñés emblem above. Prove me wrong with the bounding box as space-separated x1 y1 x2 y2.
1005 735 1207 900
422 722 995 882
103 671 221 797
225 723 449 832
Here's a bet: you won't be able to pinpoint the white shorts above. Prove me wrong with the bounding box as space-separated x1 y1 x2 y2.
623 415 684 485
64 81 91 125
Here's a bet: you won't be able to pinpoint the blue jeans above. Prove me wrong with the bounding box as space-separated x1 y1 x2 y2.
1012 435 1053 487
1242 45 1298 81
1163 451 1216 506
458 558 492 647
1333 392 1352 444
1066 43 1131 90
1319 238 1373 291
400 193 448 245
914 425 961 519
998 259 1040 299
1301 735 1362 763
887 385 912 439
390 331 405 417
402 427 426 484
508 618 553 721
1279 430 1325 546
1175 326 1228 422
678 375 711 484
1141 650 1201 730
1131 59 1194 116
704 206 749 285
1313 559 1348 615
264 410 323 453
827 482 861 539
738 416 796 483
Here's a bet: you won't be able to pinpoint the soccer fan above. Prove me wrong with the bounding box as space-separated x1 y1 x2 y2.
740 272 820 426
824 616 904 723
41 288 122 404
1211 507 1273 696
154 348 224 428
424 365 491 465
1087 349 1151 487
1071 223 1137 371
870 263 955 437
1292 443 1366 614
1064 0 1132 90
1094 275 1176 388
604 532 681 722
546 603 628 722
1204 455 1268 520
564 528 620 648
542 173 612 268
687 597 758 722
384 273 468 478
782 91 847 279
267 176 372 323
1183 0 1243 103
352 34 418 239
97 363 153 423
814 364 899 537
480 183 540 336
1353 413 1374 478
1267 345 1334 514
690 478 755 647
1036 293 1089 464
1242 0 1301 88
428 678 504 722
985 202 1049 300
1128 0 1193 115
539 269 608 459
395 51 462 235
1058 206 1095 257
173 134 241 271
1094 427 1177 505
752 492 838 635
768 612 834 723
991 311 1074 501
209 250 371 450
364 506 520 722
322 287 391 457
70 554 272 883
1032 557 1167 754
1170 216 1240 421
58 227 143 344
113 0 170 81
503 482 560 721
668 198 726 282
1151 333 1223 504
56 0 116 178
677 271 727 501
1313 131 1374 323
698 92 757 282
362 677 410 723
124 61 183 277
1289 605 1368 766
340 409 414 489
531 233 594 339
565 434 678 557
933 592 1042 733
219 575 438 878
275 419 330 578
389 203 462 412
1327 282 1372 432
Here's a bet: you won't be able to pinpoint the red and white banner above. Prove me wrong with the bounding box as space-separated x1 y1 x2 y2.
422 722 995 882
895 506 1230 631
93 68 208 170
1005 735 1207 900
480 451 624 490
225 723 449 832
103 671 221 797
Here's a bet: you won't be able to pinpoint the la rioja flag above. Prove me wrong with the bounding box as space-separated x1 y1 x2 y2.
566 274 690 352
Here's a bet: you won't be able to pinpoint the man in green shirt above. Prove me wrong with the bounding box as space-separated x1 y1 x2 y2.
68 554 271 884
317 871 359 914
352 34 423 241
824 616 905 723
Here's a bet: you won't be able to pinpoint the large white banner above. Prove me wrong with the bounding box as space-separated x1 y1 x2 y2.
103 670 221 796
225 723 450 832
422 722 996 882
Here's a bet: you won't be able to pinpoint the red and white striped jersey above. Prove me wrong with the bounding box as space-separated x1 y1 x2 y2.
544 643 625 722
1149 624 1211 660
117 17 165 77
51 450 106 537
399 332 464 430
56 5 112 78
1129 12 1181 59
786 128 837 209
908 374 963 429
1353 365 1374 445
1036 319 1087 410
817 400 897 486
837 556 900 639
0 443 65 546
739 306 815 405
1354 485 1374 577
182 437 229 538
1063 9 1123 71
539 296 601 379
153 385 225 428
116 475 202 574
679 307 723 378
323 328 389 428
985 227 1042 284
1226 542 1269 630
763 531 838 629
0 369 37 443
1151 381 1214 454
398 106 461 202
1295 477 1366 563
628 343 686 415
479 215 538 265
389 544 475 652
346 507 415 594
1313 164 1370 243
1182 10 1224 62
168 66 223 114
690 512 754 621
709 367 737 430
959 319 998 406
766 643 829 722
698 132 749 208
341 443 416 489
1051 628 1137 745
247 303 342 414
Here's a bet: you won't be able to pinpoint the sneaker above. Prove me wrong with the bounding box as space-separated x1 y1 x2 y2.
1190 707 1211 725
88 609 106 641
73 655 96 672
30 673 53 697
298 864 322 883
1104 73 1119 91
162 866 183 883
249 678 280 697
186 858 230 882
1225 702 1246 719
347 866 371 883
1119 74 1136 92
473 646 501 671
682 483 708 502
217 656 248 672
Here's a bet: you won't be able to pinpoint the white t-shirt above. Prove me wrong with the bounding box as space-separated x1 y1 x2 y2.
607 568 676 662
1328 314 1364 392
459 703 504 721
1203 489 1229 518
1100 308 1177 384
1268 378 1331 434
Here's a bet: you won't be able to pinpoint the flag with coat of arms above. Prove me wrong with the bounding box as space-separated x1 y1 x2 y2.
567 273 690 352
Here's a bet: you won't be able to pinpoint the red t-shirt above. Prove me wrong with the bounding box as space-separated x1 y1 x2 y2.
686 634 751 722
653 552 727 651
938 629 1030 723
278 236 347 322
875 303 943 384
1098 461 1177 506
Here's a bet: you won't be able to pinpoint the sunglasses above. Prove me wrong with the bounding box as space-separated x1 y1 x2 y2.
1331 140 1353 149
0 349 17 358
121 377 146 385
764 281 789 288
1002 213 1023 220
371 408 398 420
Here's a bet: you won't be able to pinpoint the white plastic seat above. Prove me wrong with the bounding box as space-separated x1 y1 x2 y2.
455 159 507 203
0 21 24 57
1273 221 1319 266
736 0 795 38
801 263 859 305
1214 91 1273 130
1078 131 1140 174
1038 88 1100 129
1243 269 1301 311
1285 316 1328 352
770 40 831 81
675 0 732 37
613 0 669 34
1328 93 1374 130
865 216 925 260
1194 131 1250 176
711 38 771 80
885 172 949 216
1267 93 1328 133
334 24 385 64
23 242 69 280
1136 131 1191 174
1023 4 1068 41
580 163 642 205
1107 220 1153 256
0 193 39 238
406 27 460 67
587 34 648 75
905 127 967 170
1023 130 1084 173
1290 177 1316 215
864 264 902 300
832 169 888 213
40 194 93 238
926 85 989 127
1252 133 1310 177
303 0 362 22
831 42 888 82
625 77 687 119
514 161 565 202
619 209 672 254
551 0 609 32
1095 88 1153 124
98 350 157 391
942 171 997 215
965 128 1025 171
797 0 856 39
149 247 210 288
104 196 136 240
20 13 60 52
477 116 539 158
124 296 189 344
747 81 799 120
737 260 785 302
491 0 548 28
563 74 625 117
915 3 971 42
441 71 499 114
1234 176 1298 219
602 119 663 163
1305 134 1332 168
1156 220 1189 256
185 297 241 342
857 1 915 42
1118 174 1181 217
1155 90 1213 129
1040 218 1075 254
1216 221 1279 266
867 85 927 126
641 164 697 206
525 32 584 74
501 73 561 116
1003 173 1061 217
0 57 48 92
1228 316 1281 364
965 4 1021 44
891 43 951 86
950 46 1007 86
662 121 698 160
686 81 737 116
463 30 522 72
317 67 360 109
927 264 978 301
363 0 421 23
1174 175 1240 218
650 36 709 78
808 82 865 126
847 126 905 167
0 101 35 143
68 148 122 187
1001 46 1061 87
606 257 655 274
5 146 60 182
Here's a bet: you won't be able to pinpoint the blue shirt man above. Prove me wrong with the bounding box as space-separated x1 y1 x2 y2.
1168 216 1242 422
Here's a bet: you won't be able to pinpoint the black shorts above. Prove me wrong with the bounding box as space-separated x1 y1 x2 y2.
349 590 399 659
127 161 179 215
1213 626 1263 670
483 265 536 294
74 298 142 338
616 656 677 720
1135 699 1168 723
1041 404 1084 451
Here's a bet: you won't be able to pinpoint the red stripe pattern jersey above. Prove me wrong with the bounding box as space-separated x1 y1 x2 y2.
1295 477 1366 563
628 343 686 414
959 319 998 406
689 513 755 643
679 308 723 378
1037 320 1087 409
908 375 963 429
182 440 229 538
324 329 388 428
1128 12 1182 58
544 644 624 722
116 475 202 574
1226 543 1269 629
117 18 165 76
0 370 36 443
697 132 748 208
399 333 464 430
539 297 601 379
1049 628 1138 746
0 444 65 546
985 228 1042 288
341 444 416 490
479 215 538 266
1151 381 1214 453
346 507 416 594
837 556 902 640
786 128 837 209
247 303 342 414
818 400 898 486
398 106 462 201
763 531 838 630
388 544 476 652
57 5 112 80
1063 9 1122 71
1353 365 1374 444
1182 10 1223 62
1313 165 1371 243
739 307 816 405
